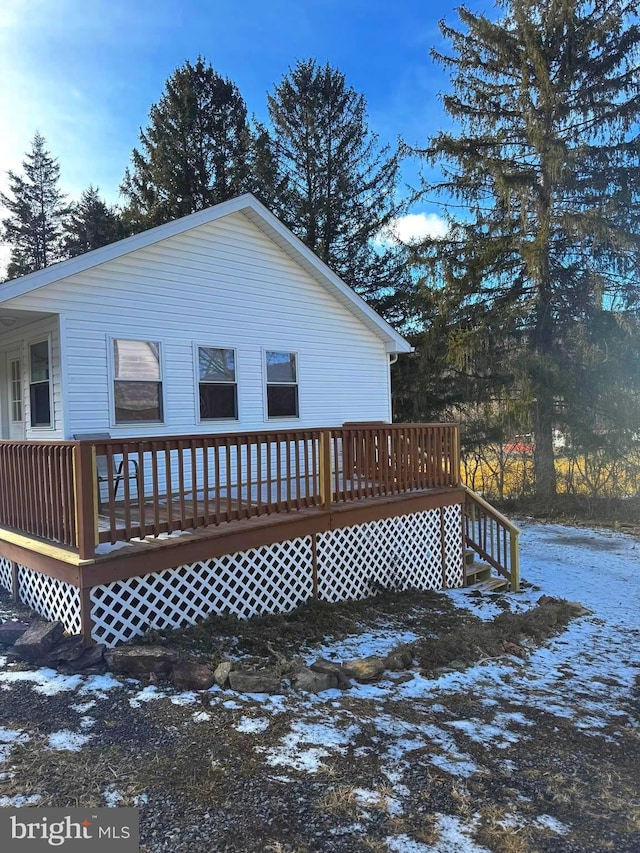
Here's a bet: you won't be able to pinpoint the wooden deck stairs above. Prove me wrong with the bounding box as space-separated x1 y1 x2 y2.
463 487 520 592
464 548 510 592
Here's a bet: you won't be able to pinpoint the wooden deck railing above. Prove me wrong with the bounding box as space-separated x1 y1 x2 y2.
0 440 77 548
91 430 325 548
463 486 520 590
333 423 459 500
0 424 461 559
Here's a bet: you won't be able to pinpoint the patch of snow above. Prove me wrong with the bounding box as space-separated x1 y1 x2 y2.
103 787 124 807
263 720 360 773
192 711 211 722
428 813 491 852
170 692 198 706
0 668 82 695
79 716 96 729
446 718 521 749
266 743 330 773
446 588 504 621
492 711 534 727
47 730 92 751
535 814 570 834
80 674 125 694
94 540 132 556
355 787 405 816
222 700 242 710
71 700 96 713
308 629 418 663
0 726 30 764
0 726 29 744
0 794 42 807
234 717 270 733
349 682 395 700
129 685 166 708
376 714 480 779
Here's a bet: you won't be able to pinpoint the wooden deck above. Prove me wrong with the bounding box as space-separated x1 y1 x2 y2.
0 424 521 646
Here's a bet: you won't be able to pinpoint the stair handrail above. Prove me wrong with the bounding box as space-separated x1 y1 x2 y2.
462 485 521 591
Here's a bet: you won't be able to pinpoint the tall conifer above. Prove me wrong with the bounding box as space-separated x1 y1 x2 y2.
1 133 68 279
413 0 640 497
267 59 407 311
64 186 122 257
121 57 251 231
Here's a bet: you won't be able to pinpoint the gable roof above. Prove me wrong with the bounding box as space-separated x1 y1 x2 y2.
0 193 412 354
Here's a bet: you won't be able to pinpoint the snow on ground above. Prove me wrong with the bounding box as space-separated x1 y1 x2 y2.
0 520 638 850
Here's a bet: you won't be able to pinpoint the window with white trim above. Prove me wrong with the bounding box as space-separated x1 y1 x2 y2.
29 340 51 427
198 347 238 420
113 339 163 423
265 351 298 418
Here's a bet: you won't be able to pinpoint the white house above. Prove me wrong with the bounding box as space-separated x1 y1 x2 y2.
0 194 519 648
0 193 411 442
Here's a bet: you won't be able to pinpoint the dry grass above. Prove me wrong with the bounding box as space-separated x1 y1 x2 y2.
387 814 440 845
315 785 360 818
462 449 640 501
2 739 145 808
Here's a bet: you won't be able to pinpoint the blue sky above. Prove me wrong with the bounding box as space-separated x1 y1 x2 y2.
0 0 494 255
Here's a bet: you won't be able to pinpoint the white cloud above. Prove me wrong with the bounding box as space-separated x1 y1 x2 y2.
379 212 448 246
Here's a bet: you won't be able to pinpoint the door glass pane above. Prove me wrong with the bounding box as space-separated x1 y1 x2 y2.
30 383 51 427
30 341 49 383
10 359 21 422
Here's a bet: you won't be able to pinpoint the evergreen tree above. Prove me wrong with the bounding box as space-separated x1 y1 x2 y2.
247 122 292 212
121 56 251 231
1 133 68 279
267 59 407 311
412 0 640 498
64 186 122 257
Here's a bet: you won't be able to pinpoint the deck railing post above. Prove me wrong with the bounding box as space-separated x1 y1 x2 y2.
74 442 97 561
319 430 333 509
510 530 520 591
453 423 461 485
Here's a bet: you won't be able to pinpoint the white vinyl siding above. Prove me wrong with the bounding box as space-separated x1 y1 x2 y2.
5 211 391 437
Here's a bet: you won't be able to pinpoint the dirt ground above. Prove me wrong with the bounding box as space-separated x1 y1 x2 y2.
1 520 639 852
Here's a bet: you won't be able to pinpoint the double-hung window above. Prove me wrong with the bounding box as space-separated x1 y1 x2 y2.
29 340 51 427
198 347 238 420
265 351 298 418
113 339 163 423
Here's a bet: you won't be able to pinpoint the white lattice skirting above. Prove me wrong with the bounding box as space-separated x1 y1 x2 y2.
91 537 315 646
0 562 82 636
90 505 464 646
318 506 463 602
0 556 13 596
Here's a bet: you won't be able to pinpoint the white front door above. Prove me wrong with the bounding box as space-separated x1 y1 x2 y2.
7 350 25 440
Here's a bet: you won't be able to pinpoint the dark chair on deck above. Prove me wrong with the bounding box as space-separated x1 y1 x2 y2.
73 432 139 505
